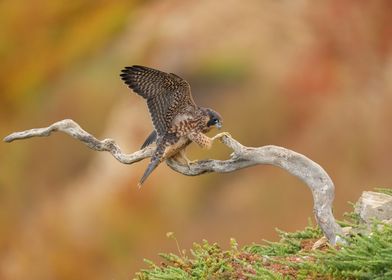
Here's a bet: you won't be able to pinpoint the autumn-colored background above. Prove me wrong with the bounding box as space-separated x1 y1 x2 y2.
1 1 391 279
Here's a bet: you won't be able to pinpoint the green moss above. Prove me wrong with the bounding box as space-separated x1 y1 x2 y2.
134 209 392 279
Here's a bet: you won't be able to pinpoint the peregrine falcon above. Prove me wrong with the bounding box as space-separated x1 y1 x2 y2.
120 65 226 186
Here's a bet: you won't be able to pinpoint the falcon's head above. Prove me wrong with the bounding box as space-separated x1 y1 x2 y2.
204 108 223 130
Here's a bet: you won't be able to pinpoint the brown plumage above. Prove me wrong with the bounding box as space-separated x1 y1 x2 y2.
120 65 225 186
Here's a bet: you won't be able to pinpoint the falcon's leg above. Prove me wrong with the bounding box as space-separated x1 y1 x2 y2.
188 132 232 150
171 149 195 168
188 132 213 149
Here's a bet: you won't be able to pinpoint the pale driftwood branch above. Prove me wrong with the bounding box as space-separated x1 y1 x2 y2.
3 119 343 244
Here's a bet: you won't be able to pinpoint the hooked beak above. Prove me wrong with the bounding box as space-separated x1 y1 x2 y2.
216 122 222 130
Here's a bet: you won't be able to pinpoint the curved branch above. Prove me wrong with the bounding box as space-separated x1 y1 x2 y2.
3 119 343 244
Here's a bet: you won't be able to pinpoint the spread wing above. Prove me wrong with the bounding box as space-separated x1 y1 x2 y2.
120 65 197 136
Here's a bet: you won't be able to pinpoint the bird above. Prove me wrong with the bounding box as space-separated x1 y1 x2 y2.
120 65 228 187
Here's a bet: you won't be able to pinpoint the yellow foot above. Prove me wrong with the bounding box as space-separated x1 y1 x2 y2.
212 132 232 141
185 159 198 168
171 152 195 169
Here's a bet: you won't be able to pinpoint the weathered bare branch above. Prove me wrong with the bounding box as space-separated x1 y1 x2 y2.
3 119 343 244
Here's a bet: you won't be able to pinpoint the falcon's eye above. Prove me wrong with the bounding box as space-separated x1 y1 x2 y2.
207 118 217 126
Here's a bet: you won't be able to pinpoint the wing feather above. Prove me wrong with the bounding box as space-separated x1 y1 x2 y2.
120 65 196 136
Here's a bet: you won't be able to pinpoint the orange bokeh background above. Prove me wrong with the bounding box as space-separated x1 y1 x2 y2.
1 1 391 279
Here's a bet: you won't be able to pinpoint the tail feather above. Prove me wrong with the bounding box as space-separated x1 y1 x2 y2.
141 130 157 149
138 158 160 188
138 137 170 187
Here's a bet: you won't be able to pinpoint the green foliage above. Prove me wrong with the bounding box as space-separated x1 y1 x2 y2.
135 235 291 280
244 225 322 257
374 187 392 196
134 219 392 280
298 222 392 279
340 209 362 227
135 192 392 279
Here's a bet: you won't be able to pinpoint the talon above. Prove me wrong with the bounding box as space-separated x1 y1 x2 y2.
171 150 195 169
186 159 197 169
212 132 231 141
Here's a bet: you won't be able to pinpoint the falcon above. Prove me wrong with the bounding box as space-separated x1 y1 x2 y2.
120 65 227 186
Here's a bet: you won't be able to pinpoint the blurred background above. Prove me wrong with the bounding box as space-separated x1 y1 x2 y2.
1 0 391 279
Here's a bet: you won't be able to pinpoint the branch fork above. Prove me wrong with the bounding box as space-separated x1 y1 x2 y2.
4 119 343 244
